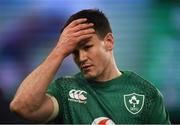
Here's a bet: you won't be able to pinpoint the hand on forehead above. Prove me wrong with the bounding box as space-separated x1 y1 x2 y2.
68 18 92 27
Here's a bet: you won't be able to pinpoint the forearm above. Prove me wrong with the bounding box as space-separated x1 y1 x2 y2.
10 47 65 114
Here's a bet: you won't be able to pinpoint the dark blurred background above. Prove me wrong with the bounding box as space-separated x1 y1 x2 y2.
0 0 179 123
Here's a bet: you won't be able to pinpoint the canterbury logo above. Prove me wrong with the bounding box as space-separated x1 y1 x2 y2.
68 89 87 104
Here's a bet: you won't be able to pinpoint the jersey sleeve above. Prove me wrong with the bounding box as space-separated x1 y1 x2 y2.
149 90 171 124
46 78 63 121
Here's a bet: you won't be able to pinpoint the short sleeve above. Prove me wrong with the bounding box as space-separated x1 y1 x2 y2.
149 90 171 124
46 78 63 119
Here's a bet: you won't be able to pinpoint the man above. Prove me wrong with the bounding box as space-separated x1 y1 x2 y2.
10 9 171 124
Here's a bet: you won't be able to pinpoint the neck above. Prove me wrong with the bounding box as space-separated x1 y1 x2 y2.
95 56 122 82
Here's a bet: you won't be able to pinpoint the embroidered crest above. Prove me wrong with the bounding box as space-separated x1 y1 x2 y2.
124 93 145 114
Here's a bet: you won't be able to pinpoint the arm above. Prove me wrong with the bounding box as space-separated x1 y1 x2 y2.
9 18 94 122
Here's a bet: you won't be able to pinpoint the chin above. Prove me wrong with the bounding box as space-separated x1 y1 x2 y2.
83 72 97 80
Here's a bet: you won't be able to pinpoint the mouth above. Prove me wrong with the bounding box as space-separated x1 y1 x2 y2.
80 65 93 72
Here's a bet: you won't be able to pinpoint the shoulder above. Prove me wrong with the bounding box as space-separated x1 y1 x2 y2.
52 72 85 87
123 71 161 99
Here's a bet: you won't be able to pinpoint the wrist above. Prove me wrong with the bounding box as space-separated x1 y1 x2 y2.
45 47 65 64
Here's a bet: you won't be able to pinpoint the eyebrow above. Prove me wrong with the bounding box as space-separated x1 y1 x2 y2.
73 40 93 54
79 38 92 47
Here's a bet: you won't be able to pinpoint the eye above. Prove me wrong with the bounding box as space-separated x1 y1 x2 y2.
84 45 93 50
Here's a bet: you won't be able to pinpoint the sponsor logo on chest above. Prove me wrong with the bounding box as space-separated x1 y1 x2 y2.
124 93 145 114
68 89 87 104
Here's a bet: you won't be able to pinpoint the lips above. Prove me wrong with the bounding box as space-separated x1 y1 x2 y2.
80 64 93 71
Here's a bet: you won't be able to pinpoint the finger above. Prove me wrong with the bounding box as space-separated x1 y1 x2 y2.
72 23 94 32
68 18 87 28
77 34 94 43
73 28 95 37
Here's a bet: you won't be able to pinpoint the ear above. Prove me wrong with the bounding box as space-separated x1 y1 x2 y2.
104 33 114 51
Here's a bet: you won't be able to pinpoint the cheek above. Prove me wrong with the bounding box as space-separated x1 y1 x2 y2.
93 50 107 65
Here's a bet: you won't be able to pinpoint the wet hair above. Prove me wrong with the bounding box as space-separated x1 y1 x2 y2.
62 9 112 39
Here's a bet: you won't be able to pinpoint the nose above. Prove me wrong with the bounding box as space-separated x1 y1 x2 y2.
79 50 87 63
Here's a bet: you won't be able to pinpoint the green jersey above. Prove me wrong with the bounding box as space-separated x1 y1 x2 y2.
47 71 170 124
